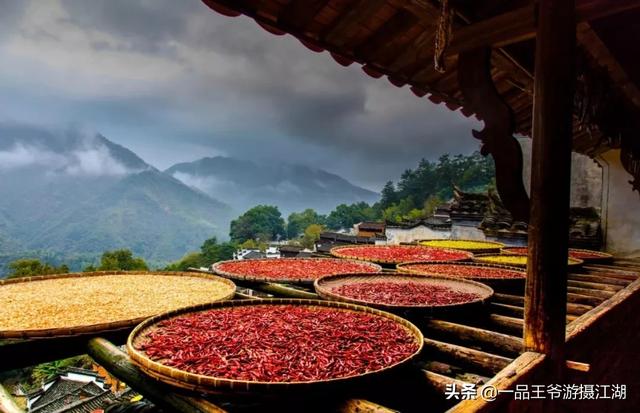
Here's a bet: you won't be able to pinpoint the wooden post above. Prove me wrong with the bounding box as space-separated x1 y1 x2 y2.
86 338 227 413
524 0 576 373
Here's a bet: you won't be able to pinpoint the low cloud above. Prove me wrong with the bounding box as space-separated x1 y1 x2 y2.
0 0 481 191
64 146 130 176
0 143 64 170
0 139 135 177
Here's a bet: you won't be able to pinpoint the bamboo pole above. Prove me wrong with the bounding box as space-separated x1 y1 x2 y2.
567 280 624 292
86 338 227 413
566 291 605 306
0 383 23 413
567 286 615 300
423 370 473 394
425 319 523 356
568 273 630 286
250 283 319 299
423 338 513 375
337 399 399 413
487 314 523 335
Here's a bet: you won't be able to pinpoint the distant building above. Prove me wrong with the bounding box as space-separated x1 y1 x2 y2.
278 245 304 257
353 221 386 238
26 367 136 413
315 231 385 253
232 247 281 260
385 217 451 245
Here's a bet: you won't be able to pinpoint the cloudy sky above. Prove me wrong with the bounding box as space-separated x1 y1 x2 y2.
0 0 481 191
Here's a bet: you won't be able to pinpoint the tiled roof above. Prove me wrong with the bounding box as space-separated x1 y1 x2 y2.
32 382 106 413
31 379 87 410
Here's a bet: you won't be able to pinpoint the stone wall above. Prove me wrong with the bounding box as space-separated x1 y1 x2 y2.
596 149 640 258
519 138 604 210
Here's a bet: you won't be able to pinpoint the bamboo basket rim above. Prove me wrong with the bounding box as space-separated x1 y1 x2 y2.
0 271 236 339
127 298 424 392
211 257 382 285
314 272 494 311
330 244 473 265
472 254 584 267
502 247 614 262
416 238 505 253
396 261 527 281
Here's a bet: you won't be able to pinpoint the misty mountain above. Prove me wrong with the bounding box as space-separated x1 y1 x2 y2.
0 124 232 273
166 156 379 216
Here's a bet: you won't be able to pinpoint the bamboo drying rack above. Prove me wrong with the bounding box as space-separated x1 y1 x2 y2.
1 258 639 412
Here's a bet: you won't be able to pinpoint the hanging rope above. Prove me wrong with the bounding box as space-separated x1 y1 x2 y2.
434 0 453 73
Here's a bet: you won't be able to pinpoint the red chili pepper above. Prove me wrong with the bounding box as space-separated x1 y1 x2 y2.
137 305 419 383
333 245 471 264
402 263 525 279
504 247 608 260
328 281 482 306
216 258 379 281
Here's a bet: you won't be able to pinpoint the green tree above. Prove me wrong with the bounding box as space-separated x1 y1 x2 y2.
287 209 326 239
325 202 380 230
379 181 398 210
7 259 69 279
229 205 286 243
301 224 324 249
164 252 204 271
201 237 237 263
164 237 237 270
423 194 444 216
97 249 149 271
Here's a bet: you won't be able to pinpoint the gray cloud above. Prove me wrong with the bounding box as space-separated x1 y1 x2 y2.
1 0 481 191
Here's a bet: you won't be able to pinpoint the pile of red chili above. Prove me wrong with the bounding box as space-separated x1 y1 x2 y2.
332 245 472 264
214 258 380 282
327 281 482 306
399 263 526 279
137 305 419 382
503 247 610 260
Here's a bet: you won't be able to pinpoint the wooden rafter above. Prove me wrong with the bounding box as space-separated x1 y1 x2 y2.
576 22 640 109
448 0 640 54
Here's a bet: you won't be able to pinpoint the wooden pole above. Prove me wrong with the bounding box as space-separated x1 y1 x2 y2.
524 0 576 372
86 338 227 413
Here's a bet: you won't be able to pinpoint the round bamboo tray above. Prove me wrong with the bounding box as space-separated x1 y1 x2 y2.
330 244 473 266
127 299 424 394
417 239 505 254
211 257 382 285
473 254 584 268
396 261 526 289
502 247 614 263
314 273 494 312
0 271 236 339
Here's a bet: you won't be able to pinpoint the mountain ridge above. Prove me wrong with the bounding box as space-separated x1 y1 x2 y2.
166 156 379 215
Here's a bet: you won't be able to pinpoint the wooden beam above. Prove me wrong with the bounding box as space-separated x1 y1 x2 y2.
448 0 640 54
337 399 398 413
423 338 513 375
568 273 630 286
524 0 576 373
577 22 640 108
423 370 473 394
86 338 226 413
567 286 615 300
425 319 523 356
446 352 546 413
